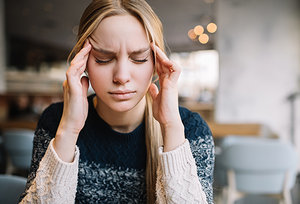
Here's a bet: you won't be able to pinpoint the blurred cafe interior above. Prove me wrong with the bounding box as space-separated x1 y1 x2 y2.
0 0 299 203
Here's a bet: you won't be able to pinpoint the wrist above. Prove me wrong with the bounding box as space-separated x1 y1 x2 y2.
161 119 183 129
54 124 79 163
55 125 79 147
162 122 185 152
57 118 82 137
53 135 77 163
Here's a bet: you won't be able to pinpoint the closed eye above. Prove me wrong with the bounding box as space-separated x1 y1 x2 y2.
132 58 148 63
95 58 113 64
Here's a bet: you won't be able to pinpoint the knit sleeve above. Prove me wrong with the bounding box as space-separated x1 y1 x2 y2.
156 139 208 204
18 102 78 203
156 108 215 204
19 139 79 203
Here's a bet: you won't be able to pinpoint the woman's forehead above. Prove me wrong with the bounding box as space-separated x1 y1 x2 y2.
90 15 149 52
89 36 150 55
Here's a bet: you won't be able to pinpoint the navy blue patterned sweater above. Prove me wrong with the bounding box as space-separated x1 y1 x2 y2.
20 94 214 203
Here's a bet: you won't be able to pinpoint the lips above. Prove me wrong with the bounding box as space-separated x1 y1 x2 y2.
109 90 136 100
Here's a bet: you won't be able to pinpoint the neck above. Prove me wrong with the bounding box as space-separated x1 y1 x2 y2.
93 96 146 133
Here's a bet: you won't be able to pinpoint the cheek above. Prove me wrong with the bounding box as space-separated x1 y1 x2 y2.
137 64 154 87
87 58 101 79
86 60 106 89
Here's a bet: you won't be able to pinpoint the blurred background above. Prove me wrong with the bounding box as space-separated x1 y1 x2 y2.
0 0 299 203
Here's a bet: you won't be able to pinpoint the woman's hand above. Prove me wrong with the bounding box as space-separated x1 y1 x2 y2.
54 40 91 162
148 44 185 152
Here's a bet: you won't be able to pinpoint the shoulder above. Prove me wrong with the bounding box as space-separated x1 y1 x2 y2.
32 101 63 157
36 101 63 136
179 106 215 203
178 106 214 158
179 106 212 141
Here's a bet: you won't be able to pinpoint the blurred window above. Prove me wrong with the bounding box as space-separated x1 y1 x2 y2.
170 50 219 103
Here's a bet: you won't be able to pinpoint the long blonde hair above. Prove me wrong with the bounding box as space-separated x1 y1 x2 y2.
69 0 164 203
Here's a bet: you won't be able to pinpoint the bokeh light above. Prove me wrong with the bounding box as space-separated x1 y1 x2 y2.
207 23 217 33
198 33 209 44
194 25 204 35
188 29 197 40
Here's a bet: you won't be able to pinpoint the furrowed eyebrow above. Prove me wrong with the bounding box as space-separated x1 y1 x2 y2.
92 46 115 55
91 45 150 56
89 37 150 56
130 47 151 55
88 37 115 55
89 43 114 55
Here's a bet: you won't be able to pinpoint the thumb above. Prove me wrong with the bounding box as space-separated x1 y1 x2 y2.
148 83 159 100
81 76 89 97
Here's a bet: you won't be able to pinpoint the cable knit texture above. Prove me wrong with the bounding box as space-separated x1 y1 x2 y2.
20 139 79 203
19 94 214 203
156 140 208 204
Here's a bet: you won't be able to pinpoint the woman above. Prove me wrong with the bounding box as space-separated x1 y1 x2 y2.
19 0 214 203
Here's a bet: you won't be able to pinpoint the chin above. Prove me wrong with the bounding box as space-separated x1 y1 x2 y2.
108 100 141 113
95 93 146 114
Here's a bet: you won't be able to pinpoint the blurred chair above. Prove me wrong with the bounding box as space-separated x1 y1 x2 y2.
0 174 27 204
2 129 34 174
0 135 7 173
216 136 298 204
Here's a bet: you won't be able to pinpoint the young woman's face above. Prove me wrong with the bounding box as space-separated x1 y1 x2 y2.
87 14 154 112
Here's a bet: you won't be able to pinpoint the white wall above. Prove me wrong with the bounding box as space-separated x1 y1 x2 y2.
0 0 6 93
215 0 300 148
295 97 300 159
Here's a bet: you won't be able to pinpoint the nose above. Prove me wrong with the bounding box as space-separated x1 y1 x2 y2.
113 58 131 85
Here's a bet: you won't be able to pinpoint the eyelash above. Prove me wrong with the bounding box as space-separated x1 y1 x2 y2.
95 58 148 64
133 59 148 63
95 59 112 64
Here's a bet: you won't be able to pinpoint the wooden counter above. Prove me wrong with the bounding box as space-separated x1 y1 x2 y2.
0 120 264 139
0 120 37 131
207 122 263 138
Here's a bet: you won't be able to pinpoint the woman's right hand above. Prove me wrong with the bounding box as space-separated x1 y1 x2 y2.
53 40 91 162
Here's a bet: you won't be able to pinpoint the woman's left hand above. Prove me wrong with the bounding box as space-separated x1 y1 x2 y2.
148 43 185 151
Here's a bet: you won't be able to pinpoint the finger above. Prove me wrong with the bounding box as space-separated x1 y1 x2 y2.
67 60 86 77
151 43 168 62
148 83 159 100
151 43 171 67
150 43 169 75
69 41 91 77
155 61 162 76
71 41 91 66
66 62 87 94
154 56 170 78
156 62 171 84
81 76 89 97
151 43 178 73
77 53 90 74
73 43 91 62
71 47 91 66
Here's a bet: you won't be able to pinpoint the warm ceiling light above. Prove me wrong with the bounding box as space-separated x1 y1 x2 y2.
198 34 209 44
207 23 217 33
188 29 197 40
194 25 204 35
